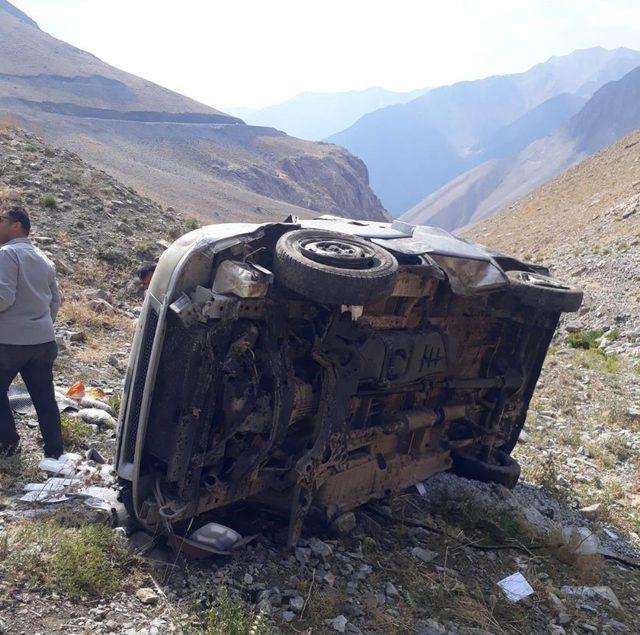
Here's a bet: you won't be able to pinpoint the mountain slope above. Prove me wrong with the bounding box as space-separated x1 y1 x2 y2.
465 129 640 258
473 92 587 160
328 103 466 214
405 64 640 231
0 1 386 222
232 87 429 141
328 47 640 216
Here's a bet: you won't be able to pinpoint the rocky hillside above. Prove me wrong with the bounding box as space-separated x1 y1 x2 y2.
465 128 640 576
0 126 190 383
404 64 640 231
0 0 386 223
0 0 231 116
0 128 639 635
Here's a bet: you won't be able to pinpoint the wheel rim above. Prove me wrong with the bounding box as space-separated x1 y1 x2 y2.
299 237 377 269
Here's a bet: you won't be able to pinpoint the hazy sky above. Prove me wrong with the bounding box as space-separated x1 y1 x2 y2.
10 0 640 110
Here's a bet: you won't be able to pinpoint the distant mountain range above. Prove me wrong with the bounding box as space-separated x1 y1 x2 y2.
0 0 386 222
324 47 640 222
402 62 640 230
229 87 429 141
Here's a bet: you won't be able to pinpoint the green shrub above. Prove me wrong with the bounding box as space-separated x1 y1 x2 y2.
60 413 92 449
41 193 58 209
108 393 121 418
192 588 271 635
607 328 620 341
4 521 131 598
185 217 201 231
565 329 603 349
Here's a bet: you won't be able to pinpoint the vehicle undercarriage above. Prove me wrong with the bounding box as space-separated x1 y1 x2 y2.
115 220 581 547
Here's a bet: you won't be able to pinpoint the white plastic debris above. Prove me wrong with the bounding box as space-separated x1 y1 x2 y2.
24 477 78 492
497 572 535 602
560 525 600 555
20 490 68 503
189 522 242 551
38 457 77 478
75 486 118 501
22 457 118 509
59 452 82 463
415 481 427 497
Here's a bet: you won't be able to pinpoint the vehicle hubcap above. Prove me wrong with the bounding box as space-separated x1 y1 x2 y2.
300 238 376 269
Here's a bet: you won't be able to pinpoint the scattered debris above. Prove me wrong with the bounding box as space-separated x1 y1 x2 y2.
560 525 601 555
188 522 242 551
497 572 535 603
79 407 116 428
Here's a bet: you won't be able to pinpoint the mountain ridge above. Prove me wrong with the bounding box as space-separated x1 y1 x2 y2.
0 0 386 222
404 62 640 231
328 47 640 216
231 86 430 141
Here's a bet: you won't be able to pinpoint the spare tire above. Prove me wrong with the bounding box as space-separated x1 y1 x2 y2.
452 447 521 489
506 270 583 313
273 229 398 305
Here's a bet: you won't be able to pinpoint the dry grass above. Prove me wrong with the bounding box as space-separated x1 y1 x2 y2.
0 184 21 204
466 130 640 256
58 299 134 335
0 452 41 491
517 346 640 534
0 517 135 598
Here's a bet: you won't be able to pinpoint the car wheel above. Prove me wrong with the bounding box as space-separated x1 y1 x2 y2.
506 270 583 313
273 229 398 305
451 447 521 489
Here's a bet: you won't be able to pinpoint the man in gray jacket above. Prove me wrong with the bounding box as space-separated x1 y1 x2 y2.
0 206 63 458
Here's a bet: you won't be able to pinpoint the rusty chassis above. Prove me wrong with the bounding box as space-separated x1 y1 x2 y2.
114 217 581 546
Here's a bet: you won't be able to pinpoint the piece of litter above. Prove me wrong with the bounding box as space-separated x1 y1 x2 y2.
84 497 113 511
58 452 83 464
24 477 78 492
20 490 69 503
415 481 427 497
65 381 85 401
497 572 534 602
75 486 118 502
189 522 241 551
39 457 77 478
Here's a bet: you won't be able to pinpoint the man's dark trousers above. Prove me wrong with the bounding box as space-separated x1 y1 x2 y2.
0 341 63 458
